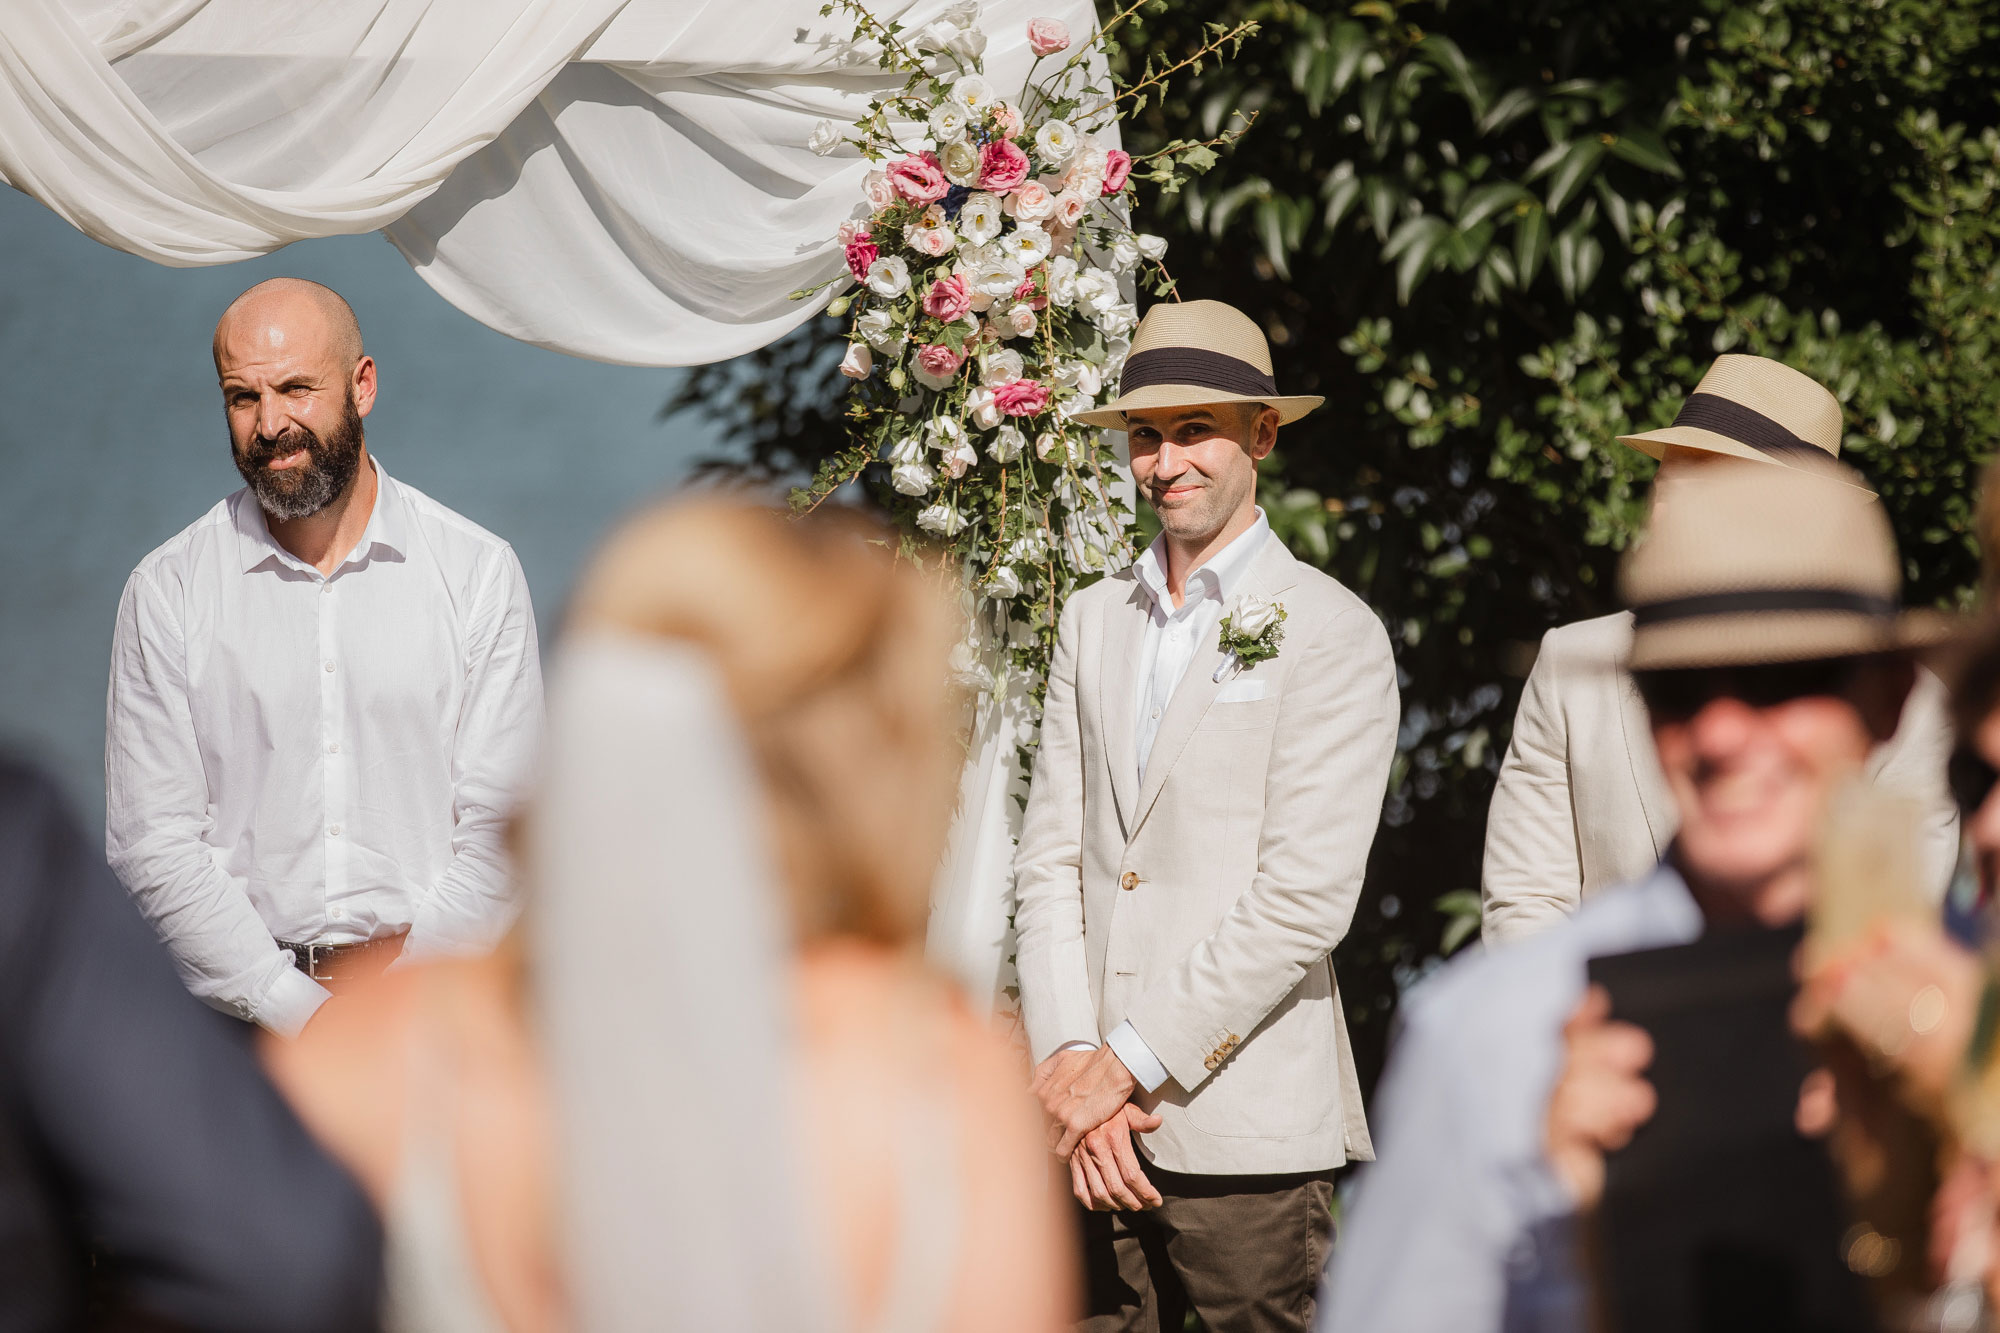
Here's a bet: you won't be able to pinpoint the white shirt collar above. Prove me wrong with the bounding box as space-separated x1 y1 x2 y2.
234 455 407 575
1132 507 1271 614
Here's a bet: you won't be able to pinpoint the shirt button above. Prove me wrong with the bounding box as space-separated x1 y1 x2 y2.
328 824 342 837
328 906 346 921
323 660 336 673
326 742 341 755
1150 708 1161 720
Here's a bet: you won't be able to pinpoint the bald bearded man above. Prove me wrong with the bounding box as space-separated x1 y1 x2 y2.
106 279 543 1035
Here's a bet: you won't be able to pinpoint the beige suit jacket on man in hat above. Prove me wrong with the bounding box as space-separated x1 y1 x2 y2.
1014 535 1398 1174
1481 609 1961 944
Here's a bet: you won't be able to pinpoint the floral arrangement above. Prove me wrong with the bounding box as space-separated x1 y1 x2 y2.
796 1 1252 717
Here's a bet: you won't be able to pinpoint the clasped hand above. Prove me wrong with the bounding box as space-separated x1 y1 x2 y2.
1032 1046 1161 1210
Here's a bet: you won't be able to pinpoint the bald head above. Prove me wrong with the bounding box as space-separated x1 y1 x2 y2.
213 278 363 373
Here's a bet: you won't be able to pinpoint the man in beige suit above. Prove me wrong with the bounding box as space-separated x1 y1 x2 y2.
1481 355 1959 944
1014 301 1399 1332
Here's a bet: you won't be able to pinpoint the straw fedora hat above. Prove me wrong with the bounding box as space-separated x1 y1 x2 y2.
1618 353 1845 467
1073 300 1323 430
1622 452 1945 672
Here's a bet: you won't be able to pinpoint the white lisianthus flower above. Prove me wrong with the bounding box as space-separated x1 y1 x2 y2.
1102 336 1132 376
918 503 967 537
865 255 910 297
1046 255 1079 306
1108 234 1142 274
947 639 988 689
1003 224 1053 268
808 119 843 156
838 342 873 379
925 417 964 451
939 0 980 26
885 433 924 464
890 460 937 495
1231 593 1281 638
965 385 1003 430
981 348 1025 384
940 439 978 478
957 193 1006 245
989 424 1027 461
950 74 995 112
1006 530 1048 563
1055 357 1102 397
1033 118 1078 167
1034 430 1064 462
941 22 986 60
1094 301 1138 337
970 253 1027 298
940 138 982 187
1006 303 1038 338
988 565 1023 599
857 308 905 353
1136 233 1169 261
928 102 969 143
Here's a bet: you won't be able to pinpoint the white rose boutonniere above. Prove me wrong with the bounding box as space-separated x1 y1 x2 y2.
1213 593 1286 680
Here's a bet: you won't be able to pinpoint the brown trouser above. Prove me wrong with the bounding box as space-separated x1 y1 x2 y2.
1075 1166 1337 1333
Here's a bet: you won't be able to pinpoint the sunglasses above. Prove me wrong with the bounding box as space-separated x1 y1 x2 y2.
1632 658 1865 722
1950 746 2000 818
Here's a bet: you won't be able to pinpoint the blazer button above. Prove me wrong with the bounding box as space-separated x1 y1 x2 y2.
1119 871 1138 891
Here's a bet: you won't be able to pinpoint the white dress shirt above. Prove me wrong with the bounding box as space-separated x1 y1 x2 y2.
105 458 543 1036
1066 511 1274 1094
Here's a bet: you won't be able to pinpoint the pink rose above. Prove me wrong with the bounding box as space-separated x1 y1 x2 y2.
916 343 964 381
906 225 955 257
979 140 1031 194
991 102 1024 138
1006 180 1057 222
839 342 873 380
863 171 898 211
845 237 879 282
1102 149 1133 195
889 152 949 204
923 274 972 321
1026 17 1070 56
993 378 1051 417
1052 189 1089 228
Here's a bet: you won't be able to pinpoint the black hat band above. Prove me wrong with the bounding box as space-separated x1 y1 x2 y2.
1632 586 1897 629
1119 347 1278 398
1669 393 1827 461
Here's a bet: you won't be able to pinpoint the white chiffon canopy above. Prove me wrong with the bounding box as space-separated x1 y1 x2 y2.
2 0 1108 365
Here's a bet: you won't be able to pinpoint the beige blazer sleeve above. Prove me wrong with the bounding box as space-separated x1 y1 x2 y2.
1121 605 1399 1094
1481 628 1583 945
1012 593 1101 1060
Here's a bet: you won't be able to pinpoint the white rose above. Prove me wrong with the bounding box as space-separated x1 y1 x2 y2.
948 639 988 689
989 424 1027 461
1136 233 1169 261
808 119 843 156
1046 255 1079 306
928 102 969 143
950 74 994 112
1034 430 1063 462
1006 303 1038 338
1055 357 1102 397
917 503 967 537
988 565 1023 599
1033 118 1078 167
981 348 1024 384
890 460 936 495
970 253 1027 298
957 193 1005 245
1231 594 1280 638
838 342 873 379
857 308 905 353
926 417 964 450
865 255 910 297
1003 224 1053 268
965 385 1004 430
1072 267 1119 314
1109 234 1142 274
939 0 980 26
1006 530 1047 563
1102 335 1132 375
884 433 924 464
944 23 986 60
1094 301 1138 337
940 439 978 478
940 138 982 187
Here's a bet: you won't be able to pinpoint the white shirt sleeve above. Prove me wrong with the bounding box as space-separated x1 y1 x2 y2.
104 568 328 1031
1105 1020 1169 1093
405 545 544 957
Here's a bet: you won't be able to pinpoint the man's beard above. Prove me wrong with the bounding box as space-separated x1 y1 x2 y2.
233 390 365 521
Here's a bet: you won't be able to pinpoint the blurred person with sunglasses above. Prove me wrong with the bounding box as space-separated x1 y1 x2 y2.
1481 356 1958 945
1323 454 1934 1332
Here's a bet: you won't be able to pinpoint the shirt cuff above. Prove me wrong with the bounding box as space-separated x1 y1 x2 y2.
256 964 332 1039
1106 1019 1169 1094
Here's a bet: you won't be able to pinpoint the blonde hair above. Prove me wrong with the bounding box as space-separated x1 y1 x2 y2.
568 499 963 946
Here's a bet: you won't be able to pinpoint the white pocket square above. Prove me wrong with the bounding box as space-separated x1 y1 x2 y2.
1217 679 1267 704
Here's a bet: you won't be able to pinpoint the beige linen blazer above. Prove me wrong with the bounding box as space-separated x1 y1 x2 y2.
1481 610 1961 944
1013 537 1399 1175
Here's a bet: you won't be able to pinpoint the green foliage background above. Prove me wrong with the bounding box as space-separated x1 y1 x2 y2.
669 0 2000 1093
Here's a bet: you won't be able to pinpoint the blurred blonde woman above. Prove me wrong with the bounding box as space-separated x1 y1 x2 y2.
264 500 1076 1333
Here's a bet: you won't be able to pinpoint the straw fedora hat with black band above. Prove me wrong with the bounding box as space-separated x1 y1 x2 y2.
1621 452 1946 673
1619 353 1847 468
1073 300 1323 430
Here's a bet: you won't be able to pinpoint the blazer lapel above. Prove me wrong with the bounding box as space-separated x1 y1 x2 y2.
1131 538 1299 835
1098 578 1147 835
1611 611 1670 859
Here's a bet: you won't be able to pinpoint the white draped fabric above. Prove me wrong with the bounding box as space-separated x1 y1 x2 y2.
1 0 1114 1005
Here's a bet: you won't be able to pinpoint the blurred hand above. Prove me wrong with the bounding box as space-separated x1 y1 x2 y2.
1070 1103 1166 1211
1793 919 1984 1114
1546 985 1657 1211
1033 1045 1137 1158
